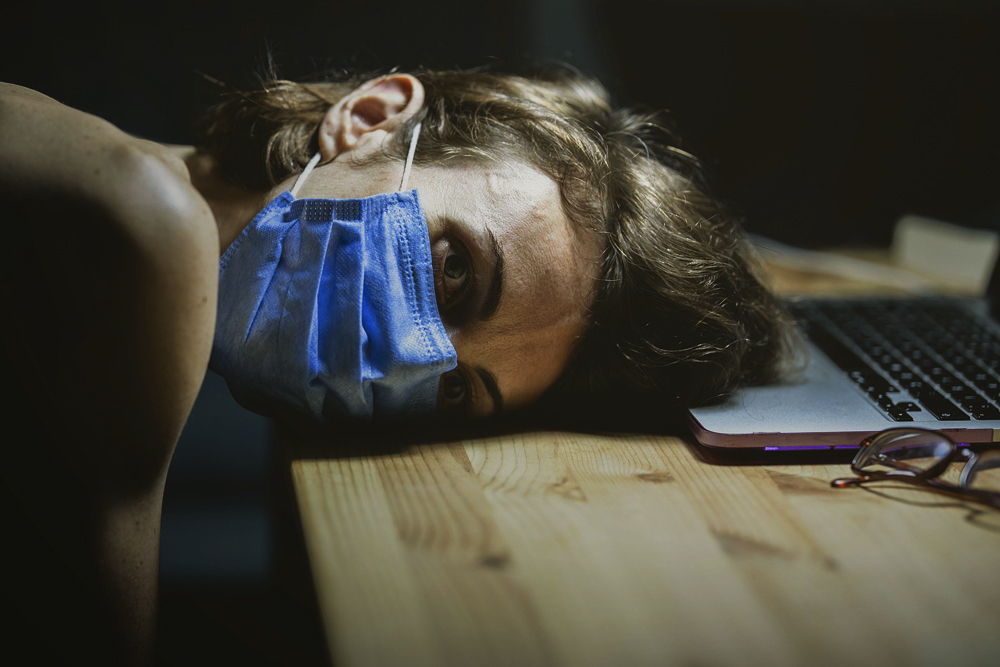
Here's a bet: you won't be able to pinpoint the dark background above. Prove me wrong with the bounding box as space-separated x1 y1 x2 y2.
3 0 997 660
5 0 998 248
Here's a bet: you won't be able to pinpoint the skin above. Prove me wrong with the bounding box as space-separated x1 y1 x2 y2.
1 73 599 662
1 83 217 664
191 73 601 418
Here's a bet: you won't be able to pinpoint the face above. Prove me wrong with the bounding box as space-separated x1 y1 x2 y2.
276 154 600 419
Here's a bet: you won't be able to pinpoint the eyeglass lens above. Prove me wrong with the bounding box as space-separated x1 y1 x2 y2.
963 449 1000 493
857 430 953 475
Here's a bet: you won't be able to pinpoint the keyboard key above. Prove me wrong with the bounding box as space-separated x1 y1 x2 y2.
918 392 970 421
958 393 983 407
965 403 1000 420
941 379 972 397
887 406 915 422
851 370 897 395
873 393 896 410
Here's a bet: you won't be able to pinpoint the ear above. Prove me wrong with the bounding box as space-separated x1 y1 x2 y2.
317 74 425 162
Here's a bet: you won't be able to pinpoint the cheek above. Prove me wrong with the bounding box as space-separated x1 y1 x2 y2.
487 322 585 409
515 248 598 326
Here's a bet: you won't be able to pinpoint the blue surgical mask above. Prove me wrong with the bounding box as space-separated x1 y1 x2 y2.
210 123 458 421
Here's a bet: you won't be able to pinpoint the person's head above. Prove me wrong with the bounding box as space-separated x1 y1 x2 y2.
198 64 795 421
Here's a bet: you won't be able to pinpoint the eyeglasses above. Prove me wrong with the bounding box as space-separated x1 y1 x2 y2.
831 428 1000 510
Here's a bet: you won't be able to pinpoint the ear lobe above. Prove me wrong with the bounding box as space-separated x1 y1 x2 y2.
317 74 425 162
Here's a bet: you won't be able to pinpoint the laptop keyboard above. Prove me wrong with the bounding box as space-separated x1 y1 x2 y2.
787 299 1000 422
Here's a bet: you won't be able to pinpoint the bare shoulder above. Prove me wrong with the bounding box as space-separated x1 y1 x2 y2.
0 83 224 660
0 86 219 482
0 81 61 103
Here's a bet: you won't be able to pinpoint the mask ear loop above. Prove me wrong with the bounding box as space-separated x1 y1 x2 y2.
290 152 322 198
399 122 421 191
291 120 421 197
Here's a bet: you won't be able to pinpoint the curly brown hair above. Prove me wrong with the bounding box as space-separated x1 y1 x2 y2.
196 64 798 417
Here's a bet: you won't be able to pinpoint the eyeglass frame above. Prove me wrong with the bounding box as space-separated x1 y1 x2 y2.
831 428 1000 510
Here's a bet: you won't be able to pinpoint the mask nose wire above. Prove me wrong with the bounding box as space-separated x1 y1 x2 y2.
289 121 423 199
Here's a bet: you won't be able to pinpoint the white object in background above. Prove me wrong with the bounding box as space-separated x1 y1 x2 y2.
892 215 1000 295
748 234 937 294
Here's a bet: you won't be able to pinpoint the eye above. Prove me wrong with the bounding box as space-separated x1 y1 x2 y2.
441 244 472 306
444 250 468 282
439 369 471 414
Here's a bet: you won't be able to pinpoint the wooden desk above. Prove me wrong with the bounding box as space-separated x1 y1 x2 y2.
280 251 1000 666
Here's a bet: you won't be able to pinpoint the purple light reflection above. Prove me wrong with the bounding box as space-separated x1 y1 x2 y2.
764 445 831 451
762 445 862 451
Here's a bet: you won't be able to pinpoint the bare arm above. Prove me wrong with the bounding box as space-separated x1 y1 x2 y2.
0 83 219 664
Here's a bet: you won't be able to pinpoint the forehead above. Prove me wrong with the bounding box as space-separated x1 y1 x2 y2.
418 158 559 227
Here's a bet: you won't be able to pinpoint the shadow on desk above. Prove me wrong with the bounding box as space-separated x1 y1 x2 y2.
274 396 857 470
275 410 688 459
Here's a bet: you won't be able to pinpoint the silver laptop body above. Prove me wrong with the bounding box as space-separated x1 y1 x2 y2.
688 293 1000 451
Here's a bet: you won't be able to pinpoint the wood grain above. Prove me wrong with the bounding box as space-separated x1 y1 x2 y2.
284 251 1000 666
286 429 1000 667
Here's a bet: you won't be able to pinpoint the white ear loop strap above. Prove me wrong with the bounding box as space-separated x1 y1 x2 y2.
290 121 421 198
399 122 421 191
290 152 322 198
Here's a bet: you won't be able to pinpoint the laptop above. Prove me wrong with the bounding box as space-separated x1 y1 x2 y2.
688 237 1000 452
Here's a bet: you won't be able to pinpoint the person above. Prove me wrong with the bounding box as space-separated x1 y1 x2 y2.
0 63 792 663
192 65 794 421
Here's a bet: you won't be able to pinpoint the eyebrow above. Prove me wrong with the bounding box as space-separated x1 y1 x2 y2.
475 366 505 414
480 228 506 322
